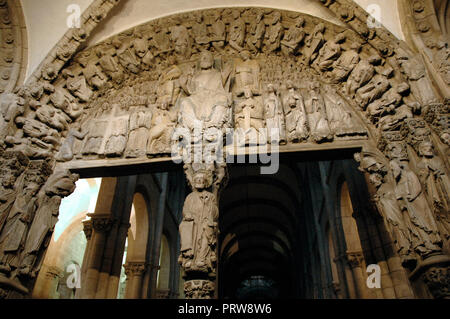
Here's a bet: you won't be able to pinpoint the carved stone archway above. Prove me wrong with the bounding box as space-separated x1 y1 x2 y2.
0 1 449 299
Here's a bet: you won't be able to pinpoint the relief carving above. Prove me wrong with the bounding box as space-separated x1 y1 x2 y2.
385 143 443 258
125 110 153 158
304 23 326 65
147 102 176 156
356 152 416 266
178 166 219 275
282 81 309 143
228 11 246 53
305 81 332 143
179 51 231 138
281 17 306 56
184 280 215 299
1 6 448 298
246 11 265 54
0 161 51 289
264 84 286 144
263 11 283 54
19 170 79 279
312 33 346 73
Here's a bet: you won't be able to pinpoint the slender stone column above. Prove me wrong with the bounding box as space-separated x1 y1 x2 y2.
105 221 131 299
123 262 147 299
75 219 92 299
149 173 168 298
81 216 114 299
346 251 369 299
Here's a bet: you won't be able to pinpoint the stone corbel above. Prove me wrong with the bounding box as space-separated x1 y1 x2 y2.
82 219 93 240
346 251 365 269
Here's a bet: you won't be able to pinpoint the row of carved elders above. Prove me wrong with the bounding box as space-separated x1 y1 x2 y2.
0 150 78 296
0 5 445 166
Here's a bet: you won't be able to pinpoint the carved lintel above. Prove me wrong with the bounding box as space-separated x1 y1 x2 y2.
184 280 215 299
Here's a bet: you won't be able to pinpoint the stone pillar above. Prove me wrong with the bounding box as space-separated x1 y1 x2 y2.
105 221 131 299
346 251 369 299
123 262 147 299
81 216 114 299
149 173 168 298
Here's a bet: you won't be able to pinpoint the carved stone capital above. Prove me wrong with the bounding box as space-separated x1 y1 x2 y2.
422 266 450 299
90 216 114 233
82 219 93 240
184 280 215 299
123 262 147 277
410 255 450 299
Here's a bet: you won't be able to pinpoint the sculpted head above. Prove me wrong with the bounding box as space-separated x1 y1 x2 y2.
239 50 251 61
272 12 281 24
369 173 383 188
295 17 305 28
440 131 450 146
418 140 434 158
199 51 214 70
267 83 276 93
193 170 213 190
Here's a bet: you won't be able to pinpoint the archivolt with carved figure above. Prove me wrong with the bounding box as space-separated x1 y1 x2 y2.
0 1 449 299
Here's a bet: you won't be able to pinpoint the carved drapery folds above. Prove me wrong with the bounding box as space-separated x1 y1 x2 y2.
0 152 78 298
178 162 228 299
356 116 450 296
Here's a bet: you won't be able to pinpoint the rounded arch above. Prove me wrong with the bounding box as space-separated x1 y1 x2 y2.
32 211 88 299
126 192 150 262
